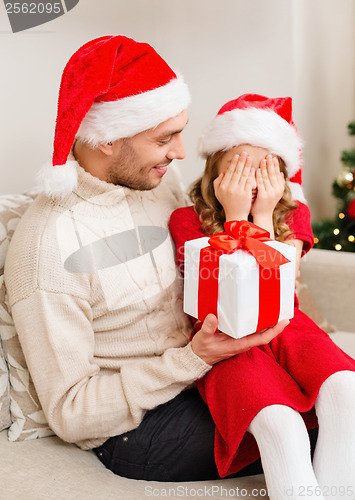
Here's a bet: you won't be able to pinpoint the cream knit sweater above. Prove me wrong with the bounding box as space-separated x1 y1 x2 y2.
4 164 211 450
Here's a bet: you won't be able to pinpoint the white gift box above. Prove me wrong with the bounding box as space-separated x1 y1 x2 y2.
184 237 296 339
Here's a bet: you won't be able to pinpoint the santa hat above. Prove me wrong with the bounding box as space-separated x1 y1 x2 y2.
199 94 306 203
38 35 190 199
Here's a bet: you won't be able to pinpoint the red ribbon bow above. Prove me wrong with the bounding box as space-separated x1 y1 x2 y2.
208 220 290 269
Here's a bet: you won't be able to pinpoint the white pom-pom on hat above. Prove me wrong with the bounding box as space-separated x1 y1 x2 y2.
36 161 78 201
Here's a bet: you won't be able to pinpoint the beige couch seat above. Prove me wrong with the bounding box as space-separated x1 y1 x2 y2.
300 248 355 358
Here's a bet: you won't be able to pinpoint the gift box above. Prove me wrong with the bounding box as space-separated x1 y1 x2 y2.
183 220 296 339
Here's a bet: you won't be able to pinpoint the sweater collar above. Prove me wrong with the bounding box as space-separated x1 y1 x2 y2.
69 152 129 206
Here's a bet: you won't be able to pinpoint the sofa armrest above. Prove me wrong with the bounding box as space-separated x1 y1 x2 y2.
300 248 355 332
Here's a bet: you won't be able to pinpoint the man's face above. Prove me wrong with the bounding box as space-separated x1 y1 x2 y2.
106 110 188 190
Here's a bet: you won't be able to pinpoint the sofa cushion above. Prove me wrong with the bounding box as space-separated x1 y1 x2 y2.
297 276 335 334
0 338 11 431
0 193 54 441
300 248 355 333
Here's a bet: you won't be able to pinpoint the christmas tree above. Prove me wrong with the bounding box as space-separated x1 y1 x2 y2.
312 121 355 252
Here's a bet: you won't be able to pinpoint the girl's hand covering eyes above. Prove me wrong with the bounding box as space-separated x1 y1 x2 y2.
251 155 285 219
213 152 255 222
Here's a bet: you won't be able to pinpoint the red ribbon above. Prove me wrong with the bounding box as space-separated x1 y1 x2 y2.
208 220 290 269
197 221 289 334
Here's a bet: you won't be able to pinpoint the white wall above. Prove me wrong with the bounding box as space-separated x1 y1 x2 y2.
0 0 354 221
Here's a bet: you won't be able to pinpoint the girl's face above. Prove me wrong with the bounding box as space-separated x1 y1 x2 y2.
217 144 271 193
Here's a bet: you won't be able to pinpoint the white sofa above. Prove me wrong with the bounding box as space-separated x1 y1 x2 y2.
0 190 354 500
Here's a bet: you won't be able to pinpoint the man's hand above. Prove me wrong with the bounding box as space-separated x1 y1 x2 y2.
213 152 254 222
190 314 289 365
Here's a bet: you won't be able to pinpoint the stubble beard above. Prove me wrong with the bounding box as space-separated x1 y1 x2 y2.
106 139 161 191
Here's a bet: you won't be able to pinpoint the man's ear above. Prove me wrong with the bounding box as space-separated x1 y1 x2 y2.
97 142 114 156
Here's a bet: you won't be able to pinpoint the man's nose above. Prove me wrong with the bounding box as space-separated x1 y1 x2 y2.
167 134 186 160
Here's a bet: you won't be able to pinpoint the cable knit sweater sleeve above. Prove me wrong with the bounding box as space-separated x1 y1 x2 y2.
4 166 211 449
10 289 208 448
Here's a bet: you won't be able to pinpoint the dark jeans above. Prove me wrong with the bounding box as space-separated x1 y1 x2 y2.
94 388 318 482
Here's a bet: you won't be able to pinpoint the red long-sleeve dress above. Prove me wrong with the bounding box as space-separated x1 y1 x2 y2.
169 203 355 477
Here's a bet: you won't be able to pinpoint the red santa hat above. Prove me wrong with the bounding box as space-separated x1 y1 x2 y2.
199 94 305 203
38 35 190 199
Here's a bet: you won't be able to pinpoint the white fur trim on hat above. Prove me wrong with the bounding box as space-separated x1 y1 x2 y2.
77 75 190 146
36 161 78 200
288 181 307 204
199 108 303 180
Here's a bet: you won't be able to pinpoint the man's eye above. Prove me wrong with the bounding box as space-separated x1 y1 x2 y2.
159 137 171 145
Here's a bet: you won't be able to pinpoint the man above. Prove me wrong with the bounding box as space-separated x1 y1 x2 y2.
5 35 288 481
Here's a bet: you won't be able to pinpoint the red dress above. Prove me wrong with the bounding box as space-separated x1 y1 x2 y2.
169 203 355 477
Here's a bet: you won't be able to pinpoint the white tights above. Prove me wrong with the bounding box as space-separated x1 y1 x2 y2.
247 371 355 500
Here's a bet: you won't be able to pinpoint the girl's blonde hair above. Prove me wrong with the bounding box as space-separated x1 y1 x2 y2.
189 150 298 241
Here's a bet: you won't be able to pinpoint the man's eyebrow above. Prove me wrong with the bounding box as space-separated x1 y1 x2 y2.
156 120 189 138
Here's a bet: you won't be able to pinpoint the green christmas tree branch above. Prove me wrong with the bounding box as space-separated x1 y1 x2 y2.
312 121 355 252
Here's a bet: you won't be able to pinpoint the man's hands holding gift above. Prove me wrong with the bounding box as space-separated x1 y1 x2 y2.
191 314 289 366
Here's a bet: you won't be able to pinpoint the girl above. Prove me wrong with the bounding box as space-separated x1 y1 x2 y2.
169 94 355 499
